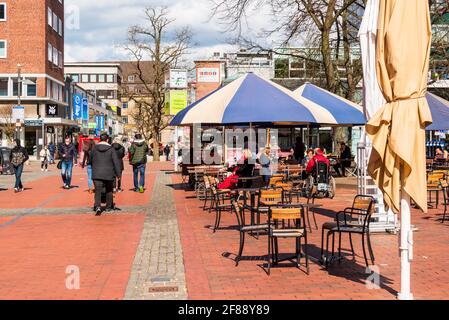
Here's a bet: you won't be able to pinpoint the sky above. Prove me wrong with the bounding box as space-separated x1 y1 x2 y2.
64 0 275 63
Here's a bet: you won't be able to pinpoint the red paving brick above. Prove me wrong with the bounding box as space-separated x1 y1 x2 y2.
173 174 449 300
0 213 145 300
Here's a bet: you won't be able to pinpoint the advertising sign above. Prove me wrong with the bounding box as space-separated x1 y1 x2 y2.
73 94 82 120
46 104 58 117
95 115 105 131
197 67 220 83
12 105 25 122
82 98 89 121
169 90 188 115
88 122 97 129
170 69 188 88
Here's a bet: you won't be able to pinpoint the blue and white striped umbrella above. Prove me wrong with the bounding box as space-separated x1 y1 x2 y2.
426 92 449 131
293 83 366 126
170 73 346 126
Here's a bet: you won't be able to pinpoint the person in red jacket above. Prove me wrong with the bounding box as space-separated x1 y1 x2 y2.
306 148 330 174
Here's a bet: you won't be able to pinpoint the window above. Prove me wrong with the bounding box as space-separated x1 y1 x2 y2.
47 8 52 27
52 12 58 32
0 78 7 96
128 75 135 83
0 3 6 21
122 103 128 109
71 74 79 83
81 74 89 83
98 74 105 83
26 78 37 97
90 74 97 83
48 43 52 62
58 50 63 68
58 18 62 36
52 46 58 66
12 78 20 97
122 116 128 124
106 74 114 83
0 40 6 58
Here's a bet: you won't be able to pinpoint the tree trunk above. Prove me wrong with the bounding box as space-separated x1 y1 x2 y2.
321 29 337 93
152 135 161 162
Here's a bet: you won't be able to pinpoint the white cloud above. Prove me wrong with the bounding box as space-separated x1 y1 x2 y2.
64 0 277 62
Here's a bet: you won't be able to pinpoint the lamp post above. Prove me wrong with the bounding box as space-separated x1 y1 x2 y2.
15 64 22 141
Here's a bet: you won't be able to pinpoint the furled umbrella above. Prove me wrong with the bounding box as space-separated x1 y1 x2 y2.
366 0 433 300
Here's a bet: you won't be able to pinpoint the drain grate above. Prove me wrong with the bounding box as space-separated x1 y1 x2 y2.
148 286 179 293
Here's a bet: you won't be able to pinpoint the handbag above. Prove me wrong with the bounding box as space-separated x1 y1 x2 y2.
57 160 63 170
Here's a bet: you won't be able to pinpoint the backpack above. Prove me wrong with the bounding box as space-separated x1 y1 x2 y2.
11 149 26 167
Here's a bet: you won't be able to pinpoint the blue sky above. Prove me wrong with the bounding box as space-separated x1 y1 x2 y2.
64 0 273 63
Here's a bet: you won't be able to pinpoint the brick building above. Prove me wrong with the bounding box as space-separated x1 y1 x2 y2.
194 60 226 100
0 0 76 157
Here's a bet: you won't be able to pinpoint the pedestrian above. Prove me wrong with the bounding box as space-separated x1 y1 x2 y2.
10 139 29 193
48 141 56 164
129 133 149 193
164 144 171 161
58 136 77 189
91 133 121 216
39 145 49 172
293 137 305 163
112 138 126 193
81 139 95 194
259 146 272 186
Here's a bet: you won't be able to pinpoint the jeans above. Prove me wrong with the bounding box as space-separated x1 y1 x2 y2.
41 158 48 170
93 180 114 209
49 153 55 163
61 161 74 186
133 164 146 189
262 175 271 186
14 164 24 189
87 165 93 189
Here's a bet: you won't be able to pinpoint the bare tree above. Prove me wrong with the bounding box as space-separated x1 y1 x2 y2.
123 7 191 161
0 105 16 144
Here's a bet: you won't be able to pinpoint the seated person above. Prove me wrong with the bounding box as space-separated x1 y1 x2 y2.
435 147 448 161
333 142 352 177
306 148 330 175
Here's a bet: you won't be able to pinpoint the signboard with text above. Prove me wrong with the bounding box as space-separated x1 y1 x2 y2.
197 67 220 83
168 90 188 116
82 98 89 121
73 94 82 120
12 105 25 122
46 104 58 117
95 115 105 131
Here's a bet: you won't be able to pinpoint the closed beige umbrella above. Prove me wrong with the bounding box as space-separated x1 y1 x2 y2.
366 0 432 300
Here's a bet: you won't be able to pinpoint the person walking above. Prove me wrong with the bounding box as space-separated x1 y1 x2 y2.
129 134 149 193
48 141 56 164
81 139 95 194
112 138 126 193
58 136 77 189
91 133 121 216
39 145 49 172
164 144 171 161
10 139 29 193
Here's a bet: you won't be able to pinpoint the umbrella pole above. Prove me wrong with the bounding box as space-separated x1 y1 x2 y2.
398 191 414 300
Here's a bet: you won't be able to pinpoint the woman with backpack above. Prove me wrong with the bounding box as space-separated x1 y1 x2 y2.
10 139 29 193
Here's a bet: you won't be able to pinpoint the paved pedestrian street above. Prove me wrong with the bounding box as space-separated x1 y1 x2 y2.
0 162 449 300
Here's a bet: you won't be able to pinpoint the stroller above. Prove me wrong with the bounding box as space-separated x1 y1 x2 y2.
0 147 14 175
303 160 336 199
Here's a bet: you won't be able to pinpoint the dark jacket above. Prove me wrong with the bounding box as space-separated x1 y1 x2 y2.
236 160 255 177
48 143 56 154
82 150 92 167
58 143 77 164
129 140 149 165
10 146 29 167
341 146 352 160
91 142 121 181
112 142 126 172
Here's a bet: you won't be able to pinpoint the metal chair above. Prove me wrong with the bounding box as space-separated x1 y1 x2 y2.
440 179 449 223
267 205 309 275
321 195 375 268
232 200 269 266
211 185 233 232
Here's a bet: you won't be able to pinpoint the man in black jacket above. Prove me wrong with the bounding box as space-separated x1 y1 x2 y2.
91 133 121 216
58 136 77 189
10 139 29 193
111 138 126 193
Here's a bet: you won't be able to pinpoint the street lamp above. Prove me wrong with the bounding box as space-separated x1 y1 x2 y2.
14 64 22 140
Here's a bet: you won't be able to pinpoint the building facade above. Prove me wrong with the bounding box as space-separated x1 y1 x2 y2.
64 61 124 136
0 0 75 157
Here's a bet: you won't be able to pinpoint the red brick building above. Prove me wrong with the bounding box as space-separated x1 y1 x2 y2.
0 0 75 156
194 60 225 100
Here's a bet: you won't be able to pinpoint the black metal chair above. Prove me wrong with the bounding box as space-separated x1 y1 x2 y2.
232 200 269 266
267 205 309 275
440 179 449 223
321 195 375 268
211 185 233 232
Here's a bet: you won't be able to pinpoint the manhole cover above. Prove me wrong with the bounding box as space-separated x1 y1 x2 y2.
148 286 179 293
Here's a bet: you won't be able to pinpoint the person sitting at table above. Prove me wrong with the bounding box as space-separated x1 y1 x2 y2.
259 146 272 186
435 147 448 161
301 149 314 179
333 142 352 177
306 148 330 175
